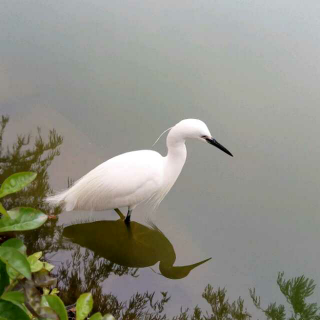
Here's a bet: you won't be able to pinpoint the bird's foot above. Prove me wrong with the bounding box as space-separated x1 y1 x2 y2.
124 216 131 224
124 209 132 224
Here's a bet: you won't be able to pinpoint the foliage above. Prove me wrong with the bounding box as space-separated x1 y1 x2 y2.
57 259 251 320
0 115 63 254
168 285 251 320
0 116 62 213
0 236 60 319
198 285 251 320
55 237 320 320
0 239 115 319
56 246 139 310
250 272 320 320
0 172 115 319
0 172 53 318
0 172 47 233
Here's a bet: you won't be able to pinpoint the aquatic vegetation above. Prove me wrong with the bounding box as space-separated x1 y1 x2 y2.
0 172 48 233
0 115 64 255
0 172 56 318
0 172 115 319
250 272 320 320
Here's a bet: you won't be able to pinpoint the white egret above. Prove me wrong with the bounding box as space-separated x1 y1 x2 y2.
46 119 233 223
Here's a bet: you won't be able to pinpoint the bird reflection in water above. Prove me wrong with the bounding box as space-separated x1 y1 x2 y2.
63 210 211 280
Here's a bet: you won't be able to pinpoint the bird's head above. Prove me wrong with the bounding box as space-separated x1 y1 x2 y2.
173 119 233 157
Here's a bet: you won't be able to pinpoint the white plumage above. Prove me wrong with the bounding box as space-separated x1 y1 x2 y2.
46 119 233 222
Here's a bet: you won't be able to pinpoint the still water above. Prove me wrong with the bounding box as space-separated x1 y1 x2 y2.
1 0 320 317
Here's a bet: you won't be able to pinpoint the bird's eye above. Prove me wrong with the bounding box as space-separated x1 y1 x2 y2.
201 135 208 139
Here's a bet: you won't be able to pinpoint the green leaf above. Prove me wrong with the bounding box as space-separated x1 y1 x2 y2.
1 239 27 280
0 261 9 296
43 288 50 296
89 313 115 320
76 293 93 320
0 207 47 233
41 295 50 308
30 251 42 260
44 295 68 320
31 261 43 273
43 287 59 295
27 252 43 273
0 203 9 218
38 306 59 320
89 313 102 320
0 299 29 320
50 288 59 295
5 265 21 281
43 262 55 272
102 315 115 320
1 239 27 255
0 172 37 198
0 247 31 280
1 291 24 304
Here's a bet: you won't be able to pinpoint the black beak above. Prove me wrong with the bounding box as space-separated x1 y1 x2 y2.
205 138 233 157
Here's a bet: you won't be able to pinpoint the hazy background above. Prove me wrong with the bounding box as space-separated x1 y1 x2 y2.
1 0 320 316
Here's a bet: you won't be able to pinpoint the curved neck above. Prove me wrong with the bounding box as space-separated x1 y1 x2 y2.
164 129 187 186
166 127 187 155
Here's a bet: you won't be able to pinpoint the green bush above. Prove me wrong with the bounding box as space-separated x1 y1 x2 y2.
0 172 114 320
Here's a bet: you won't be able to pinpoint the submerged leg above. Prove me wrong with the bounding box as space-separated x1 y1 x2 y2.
124 208 132 224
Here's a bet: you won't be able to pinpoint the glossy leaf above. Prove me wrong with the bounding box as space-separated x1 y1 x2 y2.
0 207 47 233
0 299 29 320
0 247 31 280
0 203 9 218
43 288 50 296
5 265 22 281
50 288 59 295
38 306 59 320
1 296 30 319
102 315 115 320
27 252 43 273
0 172 37 198
89 313 102 320
0 260 9 295
41 294 50 307
92 314 115 320
1 291 25 305
76 293 93 320
1 239 27 255
29 251 42 259
43 287 59 295
43 262 55 272
44 295 68 320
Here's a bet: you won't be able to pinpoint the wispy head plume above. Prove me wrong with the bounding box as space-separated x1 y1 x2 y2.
152 127 173 147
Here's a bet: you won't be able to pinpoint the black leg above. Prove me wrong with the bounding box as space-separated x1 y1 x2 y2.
125 209 132 224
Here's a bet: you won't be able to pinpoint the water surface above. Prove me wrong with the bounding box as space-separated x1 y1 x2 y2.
1 0 320 317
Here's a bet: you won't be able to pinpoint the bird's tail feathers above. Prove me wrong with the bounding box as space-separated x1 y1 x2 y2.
45 189 76 211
